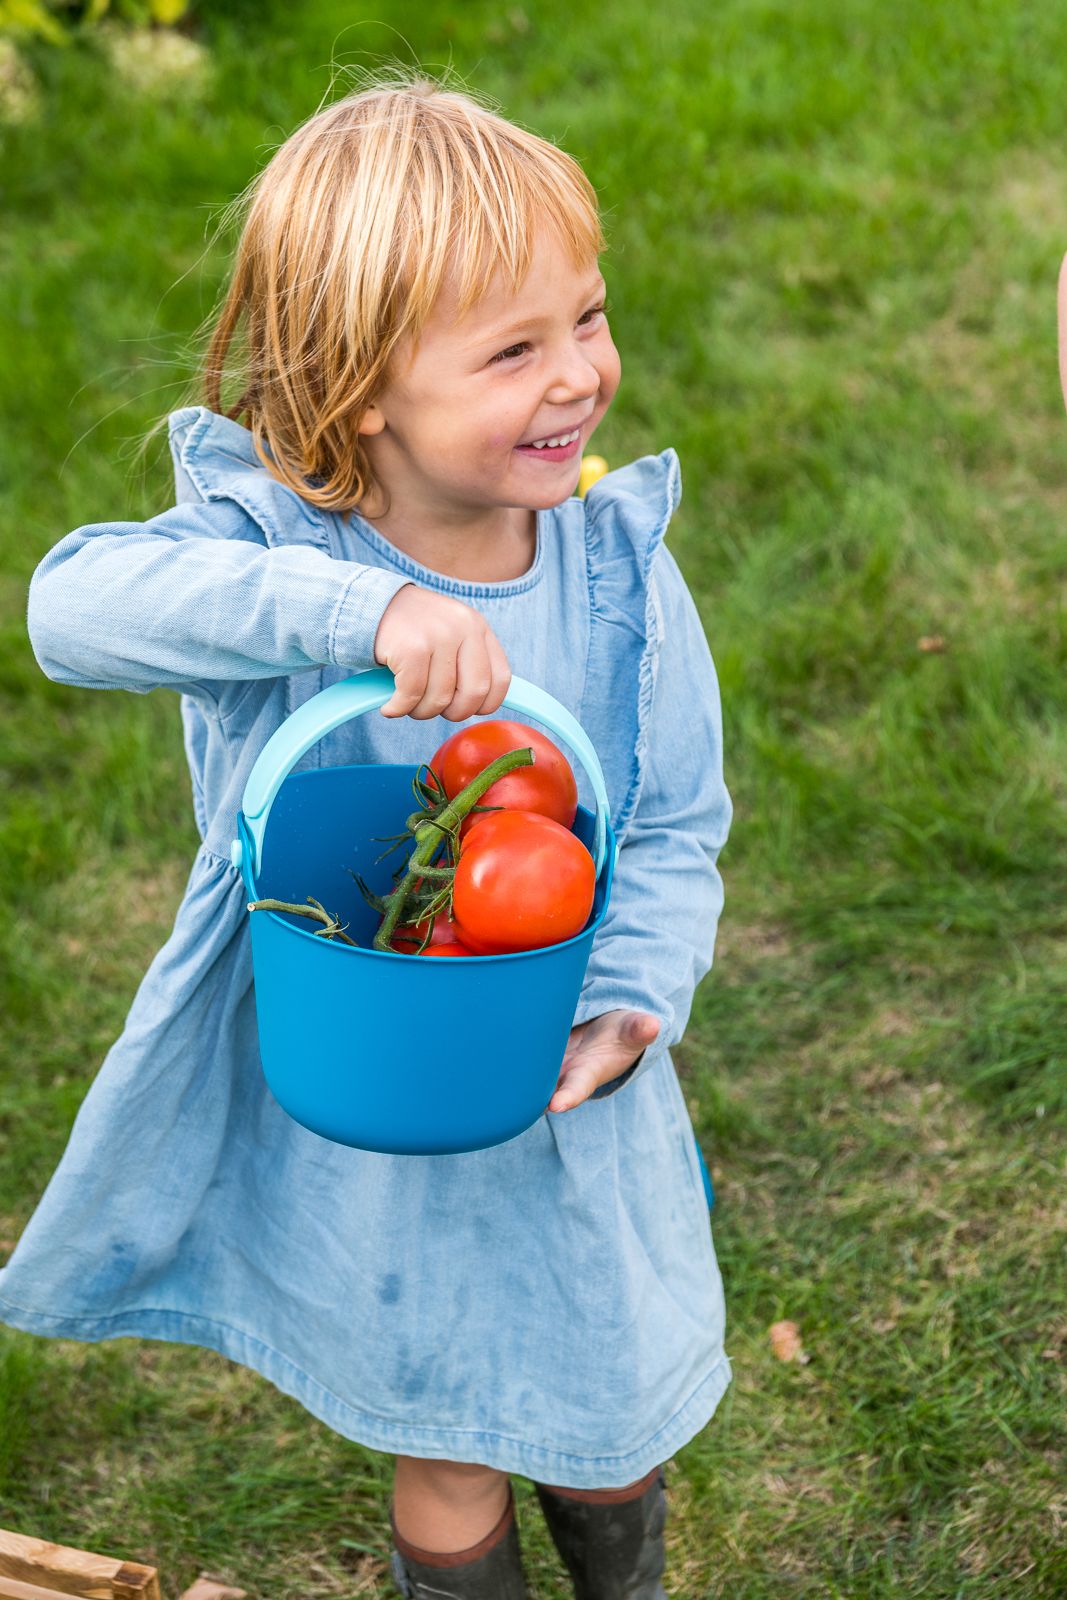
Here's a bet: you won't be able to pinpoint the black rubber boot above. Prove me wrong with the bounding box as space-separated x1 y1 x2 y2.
534 1465 669 1599
389 1480 528 1598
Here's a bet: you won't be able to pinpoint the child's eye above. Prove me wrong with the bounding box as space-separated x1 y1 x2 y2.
489 341 530 365
488 302 612 365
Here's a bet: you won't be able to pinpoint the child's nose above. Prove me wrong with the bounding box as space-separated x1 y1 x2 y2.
544 344 602 406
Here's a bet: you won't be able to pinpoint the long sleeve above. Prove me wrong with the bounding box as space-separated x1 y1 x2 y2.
574 544 732 1098
25 499 413 704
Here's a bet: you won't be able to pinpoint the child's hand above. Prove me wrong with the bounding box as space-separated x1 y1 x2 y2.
373 584 512 720
547 1010 661 1113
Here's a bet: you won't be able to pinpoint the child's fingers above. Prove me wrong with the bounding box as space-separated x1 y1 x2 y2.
440 634 494 722
379 656 435 718
547 1059 600 1114
478 631 512 714
380 638 496 721
408 644 462 720
374 589 478 719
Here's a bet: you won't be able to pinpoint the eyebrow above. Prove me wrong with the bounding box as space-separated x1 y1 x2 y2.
472 277 607 348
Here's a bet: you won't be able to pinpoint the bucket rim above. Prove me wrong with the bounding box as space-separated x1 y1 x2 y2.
248 893 613 960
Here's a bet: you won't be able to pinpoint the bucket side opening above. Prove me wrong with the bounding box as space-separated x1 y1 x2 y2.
244 763 614 960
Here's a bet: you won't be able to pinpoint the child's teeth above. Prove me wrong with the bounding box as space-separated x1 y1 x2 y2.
530 428 579 449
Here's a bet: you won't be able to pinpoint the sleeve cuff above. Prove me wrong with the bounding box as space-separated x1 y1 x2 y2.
328 567 414 671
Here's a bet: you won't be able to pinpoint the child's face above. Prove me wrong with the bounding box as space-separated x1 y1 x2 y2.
358 228 621 520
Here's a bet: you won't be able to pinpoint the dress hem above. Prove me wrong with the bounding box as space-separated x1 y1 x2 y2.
0 1291 731 1487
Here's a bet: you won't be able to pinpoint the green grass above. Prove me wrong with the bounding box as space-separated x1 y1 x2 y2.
1 1 1066 1595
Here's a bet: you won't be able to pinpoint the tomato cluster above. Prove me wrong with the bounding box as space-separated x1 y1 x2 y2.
380 720 595 958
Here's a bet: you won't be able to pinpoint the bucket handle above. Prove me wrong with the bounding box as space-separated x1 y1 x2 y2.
231 667 613 883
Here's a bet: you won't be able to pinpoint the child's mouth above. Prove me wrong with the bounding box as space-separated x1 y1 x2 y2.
514 426 582 462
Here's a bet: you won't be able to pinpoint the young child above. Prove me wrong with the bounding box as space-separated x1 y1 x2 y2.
1 72 732 1599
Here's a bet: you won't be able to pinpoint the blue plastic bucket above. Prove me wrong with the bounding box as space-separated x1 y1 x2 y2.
231 668 617 1155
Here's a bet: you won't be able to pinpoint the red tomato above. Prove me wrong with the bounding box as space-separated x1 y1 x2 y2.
420 942 473 957
451 810 595 955
427 720 578 844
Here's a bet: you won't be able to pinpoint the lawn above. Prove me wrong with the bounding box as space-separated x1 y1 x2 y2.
0 1 1065 1595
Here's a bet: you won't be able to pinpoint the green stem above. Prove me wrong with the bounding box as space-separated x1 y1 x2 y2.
248 897 360 946
372 746 533 951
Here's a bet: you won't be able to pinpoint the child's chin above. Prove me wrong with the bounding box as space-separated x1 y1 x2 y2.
510 473 583 509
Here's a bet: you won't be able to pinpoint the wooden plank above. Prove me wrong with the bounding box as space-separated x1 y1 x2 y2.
0 1574 249 1600
111 1569 160 1600
0 1575 89 1600
0 1533 160 1600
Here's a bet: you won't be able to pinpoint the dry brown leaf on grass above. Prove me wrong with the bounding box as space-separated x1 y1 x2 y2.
769 1319 810 1363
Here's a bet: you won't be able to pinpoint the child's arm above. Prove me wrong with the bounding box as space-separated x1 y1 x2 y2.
25 500 414 704
551 543 731 1108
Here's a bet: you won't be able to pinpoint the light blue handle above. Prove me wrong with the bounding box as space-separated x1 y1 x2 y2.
232 667 613 881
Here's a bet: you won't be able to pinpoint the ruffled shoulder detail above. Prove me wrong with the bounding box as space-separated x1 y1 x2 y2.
168 405 331 554
578 449 682 842
583 449 681 579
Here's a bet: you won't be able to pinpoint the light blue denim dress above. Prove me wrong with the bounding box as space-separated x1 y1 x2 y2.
0 406 732 1487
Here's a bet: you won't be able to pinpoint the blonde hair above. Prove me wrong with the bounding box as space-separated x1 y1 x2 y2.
197 66 606 519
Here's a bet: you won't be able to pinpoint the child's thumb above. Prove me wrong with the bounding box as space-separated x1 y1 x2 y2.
622 1011 661 1047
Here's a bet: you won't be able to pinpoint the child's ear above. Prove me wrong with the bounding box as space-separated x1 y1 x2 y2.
1058 253 1067 416
357 403 386 437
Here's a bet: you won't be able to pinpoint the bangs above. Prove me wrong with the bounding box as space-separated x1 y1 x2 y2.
433 134 605 323
388 89 606 340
